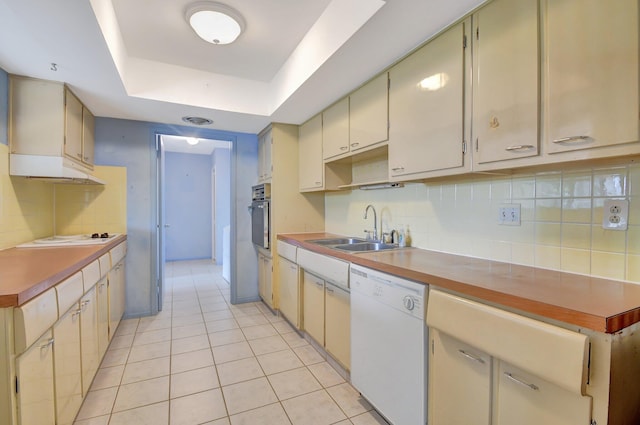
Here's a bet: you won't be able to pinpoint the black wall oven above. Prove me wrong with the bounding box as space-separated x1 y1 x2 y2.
250 184 271 249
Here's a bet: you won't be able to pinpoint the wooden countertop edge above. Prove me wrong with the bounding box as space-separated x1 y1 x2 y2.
277 233 633 333
0 235 127 308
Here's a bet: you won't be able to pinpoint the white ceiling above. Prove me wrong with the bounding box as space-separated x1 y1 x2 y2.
0 0 486 134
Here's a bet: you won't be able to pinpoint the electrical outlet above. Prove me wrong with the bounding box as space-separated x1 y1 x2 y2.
602 199 629 230
498 203 521 226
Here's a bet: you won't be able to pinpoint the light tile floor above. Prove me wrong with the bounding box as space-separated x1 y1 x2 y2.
73 259 388 425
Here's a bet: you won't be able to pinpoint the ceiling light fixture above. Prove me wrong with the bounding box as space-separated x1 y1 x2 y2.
186 137 200 146
182 116 213 125
185 2 245 45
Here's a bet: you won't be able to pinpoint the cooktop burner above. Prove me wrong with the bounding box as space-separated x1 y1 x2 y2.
16 233 120 248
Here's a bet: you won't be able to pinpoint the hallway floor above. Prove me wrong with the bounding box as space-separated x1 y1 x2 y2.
73 259 387 425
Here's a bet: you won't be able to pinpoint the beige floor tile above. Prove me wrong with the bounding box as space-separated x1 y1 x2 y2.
327 383 372 417
268 367 322 400
202 301 232 314
171 366 220 399
108 333 134 350
204 309 234 321
333 421 354 425
172 313 205 327
133 328 172 346
171 333 210 354
171 348 214 374
121 356 170 384
90 364 124 390
112 375 170 412
281 390 347 425
221 377 278 415
236 314 270 327
231 305 263 317
256 349 304 376
206 318 239 332
307 362 345 388
349 410 388 425
136 317 172 333
209 329 246 347
293 344 325 365
212 341 253 364
202 417 231 425
73 414 110 425
108 401 169 425
242 324 278 340
172 322 207 339
271 320 296 334
114 318 139 336
100 347 130 368
217 357 265 386
75 387 118 420
229 402 292 425
248 335 288 356
170 389 228 425
128 340 171 363
281 331 309 348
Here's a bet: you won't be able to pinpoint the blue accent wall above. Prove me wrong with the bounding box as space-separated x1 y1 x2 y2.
164 151 212 261
0 68 8 145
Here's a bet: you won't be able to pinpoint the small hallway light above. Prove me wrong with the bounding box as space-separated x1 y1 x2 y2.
186 137 199 146
185 2 245 45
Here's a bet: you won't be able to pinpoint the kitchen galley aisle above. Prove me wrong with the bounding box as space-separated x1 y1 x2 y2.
73 260 383 425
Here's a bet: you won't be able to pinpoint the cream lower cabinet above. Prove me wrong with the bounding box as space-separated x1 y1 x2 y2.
96 277 109 357
278 256 300 328
324 282 350 370
108 261 126 339
53 304 83 425
258 252 273 308
15 330 56 425
303 271 325 344
80 286 99 397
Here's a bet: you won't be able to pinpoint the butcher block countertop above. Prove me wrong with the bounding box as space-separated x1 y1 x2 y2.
279 233 640 334
0 234 127 308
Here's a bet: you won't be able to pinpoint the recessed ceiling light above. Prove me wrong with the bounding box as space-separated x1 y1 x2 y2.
182 116 213 125
186 137 200 146
185 2 245 45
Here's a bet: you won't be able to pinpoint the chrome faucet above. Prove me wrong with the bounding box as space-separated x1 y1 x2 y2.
363 204 378 241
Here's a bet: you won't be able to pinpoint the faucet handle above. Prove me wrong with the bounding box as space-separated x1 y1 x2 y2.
364 229 374 240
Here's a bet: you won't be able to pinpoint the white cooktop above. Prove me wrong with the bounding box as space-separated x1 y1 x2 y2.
17 234 121 248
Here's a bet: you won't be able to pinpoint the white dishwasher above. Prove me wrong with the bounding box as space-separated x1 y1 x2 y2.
350 264 427 425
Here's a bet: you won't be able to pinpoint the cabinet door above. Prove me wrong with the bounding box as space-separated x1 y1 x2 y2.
428 330 491 425
495 361 592 425
322 98 350 160
473 0 539 164
545 0 638 153
298 114 324 191
80 286 99 396
64 88 84 163
109 262 126 339
389 21 467 178
82 107 95 166
16 330 56 425
350 72 389 151
53 305 83 425
302 271 325 344
96 277 109 357
278 257 300 328
258 127 272 182
324 283 350 370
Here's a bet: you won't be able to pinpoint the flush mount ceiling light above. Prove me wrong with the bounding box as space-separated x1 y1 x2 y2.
182 116 213 125
185 2 245 45
186 137 200 146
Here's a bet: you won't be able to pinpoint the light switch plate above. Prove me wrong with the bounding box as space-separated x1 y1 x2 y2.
602 199 629 230
498 203 521 226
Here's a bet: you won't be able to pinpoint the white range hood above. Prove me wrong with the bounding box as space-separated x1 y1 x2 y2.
9 154 105 185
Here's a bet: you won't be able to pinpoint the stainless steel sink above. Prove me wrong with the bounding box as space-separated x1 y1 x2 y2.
308 237 367 245
333 242 398 252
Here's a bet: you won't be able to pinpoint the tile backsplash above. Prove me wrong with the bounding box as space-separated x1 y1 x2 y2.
325 164 640 283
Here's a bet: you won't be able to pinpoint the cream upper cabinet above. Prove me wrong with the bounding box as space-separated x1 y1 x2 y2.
303 271 325 344
472 0 539 165
278 256 300 328
324 282 350 370
258 127 272 182
322 98 350 160
9 76 95 169
389 20 468 179
298 114 324 192
544 0 639 154
349 72 389 151
53 303 83 425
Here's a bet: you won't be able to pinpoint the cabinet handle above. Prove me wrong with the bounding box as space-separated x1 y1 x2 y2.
552 135 589 144
315 181 322 185
290 265 297 271
458 349 485 364
391 166 405 172
315 281 324 289
72 308 82 318
84 156 89 161
503 371 539 391
76 153 82 158
340 146 348 151
40 338 55 349
504 145 535 151
326 287 334 294
82 299 91 307
350 142 360 148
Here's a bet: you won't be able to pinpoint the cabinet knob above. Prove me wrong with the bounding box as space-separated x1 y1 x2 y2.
77 153 82 158
40 338 55 350
340 146 348 151
350 142 360 148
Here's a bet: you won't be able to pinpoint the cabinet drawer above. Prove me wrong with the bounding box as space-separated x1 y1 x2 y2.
82 259 101 292
55 271 83 314
110 242 127 265
297 249 349 289
426 290 588 395
277 240 297 263
14 288 58 353
98 253 110 276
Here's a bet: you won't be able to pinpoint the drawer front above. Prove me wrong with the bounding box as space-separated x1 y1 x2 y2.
56 272 84 314
276 240 297 263
297 249 349 289
426 289 588 395
98 253 111 276
82 260 101 292
14 288 58 353
110 242 127 265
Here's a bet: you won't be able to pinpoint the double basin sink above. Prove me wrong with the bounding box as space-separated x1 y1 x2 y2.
309 237 398 252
